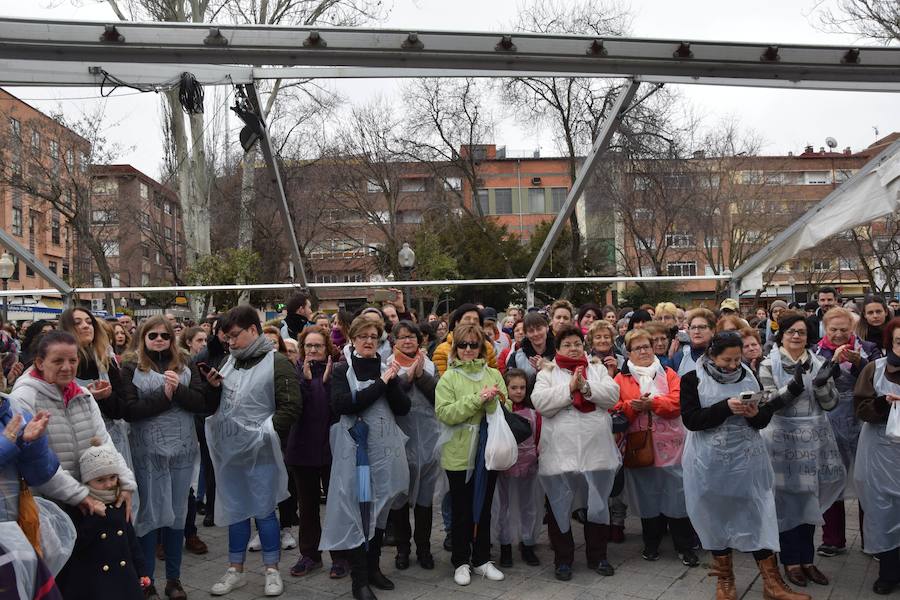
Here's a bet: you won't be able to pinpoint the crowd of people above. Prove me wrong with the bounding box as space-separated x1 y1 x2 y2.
0 285 898 600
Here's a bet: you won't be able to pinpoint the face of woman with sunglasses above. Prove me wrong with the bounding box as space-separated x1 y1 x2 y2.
145 325 172 352
455 336 482 361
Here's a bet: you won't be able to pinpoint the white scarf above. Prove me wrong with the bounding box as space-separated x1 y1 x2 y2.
627 356 663 395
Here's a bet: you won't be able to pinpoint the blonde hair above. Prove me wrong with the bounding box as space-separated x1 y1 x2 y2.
588 320 617 340
349 315 383 340
550 299 574 318
823 306 854 326
655 302 677 318
685 307 717 330
624 329 652 350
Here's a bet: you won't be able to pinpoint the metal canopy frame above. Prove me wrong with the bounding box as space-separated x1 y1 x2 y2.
1 17 899 306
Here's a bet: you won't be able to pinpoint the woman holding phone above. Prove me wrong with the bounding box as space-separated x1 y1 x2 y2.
680 332 810 600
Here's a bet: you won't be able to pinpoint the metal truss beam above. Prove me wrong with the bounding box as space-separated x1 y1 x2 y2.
240 83 310 290
524 79 640 306
0 227 74 296
0 18 898 87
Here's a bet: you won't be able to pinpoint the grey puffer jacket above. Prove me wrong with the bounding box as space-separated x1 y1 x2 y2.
10 369 136 505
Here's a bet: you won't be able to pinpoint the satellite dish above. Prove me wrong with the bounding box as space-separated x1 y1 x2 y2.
825 137 838 149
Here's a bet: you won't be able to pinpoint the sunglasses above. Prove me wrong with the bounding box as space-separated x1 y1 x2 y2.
457 341 481 350
147 332 172 341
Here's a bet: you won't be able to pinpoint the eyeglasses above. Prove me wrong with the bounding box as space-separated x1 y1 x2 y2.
688 324 710 331
630 344 653 353
784 329 807 337
146 332 171 341
224 327 248 342
355 334 379 342
395 335 418 341
303 343 325 350
457 341 481 350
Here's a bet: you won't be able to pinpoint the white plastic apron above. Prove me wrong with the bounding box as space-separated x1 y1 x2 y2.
394 360 441 508
624 368 688 519
683 364 779 552
319 360 410 551
129 366 198 537
854 358 900 554
677 345 698 377
762 349 846 532
205 352 290 526
0 521 38 600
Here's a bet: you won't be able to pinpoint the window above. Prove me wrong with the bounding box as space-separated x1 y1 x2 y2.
79 151 88 174
443 177 462 191
139 212 150 227
11 206 22 236
103 241 119 257
142 245 150 259
476 189 489 214
164 226 172 240
92 273 103 287
155 251 161 265
49 140 59 176
92 209 117 223
48 260 57 274
141 183 150 200
399 178 426 193
65 149 74 170
30 129 40 152
527 188 545 214
9 256 18 281
26 263 34 277
471 146 487 161
839 256 860 270
366 179 384 193
316 272 340 284
665 232 695 248
812 259 831 272
92 179 118 195
344 272 364 283
666 261 697 277
51 211 60 244
398 211 423 224
804 171 831 185
62 262 69 277
494 188 513 215
741 171 763 185
164 201 172 215
551 188 567 212
8 117 20 138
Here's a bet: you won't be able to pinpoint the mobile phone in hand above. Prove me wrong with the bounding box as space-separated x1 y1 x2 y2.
196 362 211 376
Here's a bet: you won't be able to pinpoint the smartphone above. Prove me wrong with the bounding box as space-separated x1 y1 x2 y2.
373 289 397 303
196 362 212 377
676 331 690 343
739 390 768 404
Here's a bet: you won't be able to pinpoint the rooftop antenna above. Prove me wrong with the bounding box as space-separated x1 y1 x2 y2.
872 126 880 138
825 137 838 150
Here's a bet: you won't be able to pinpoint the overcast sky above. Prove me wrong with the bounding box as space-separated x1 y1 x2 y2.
1 0 897 181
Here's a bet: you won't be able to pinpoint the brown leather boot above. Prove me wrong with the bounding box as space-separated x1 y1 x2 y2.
756 556 812 600
708 554 737 600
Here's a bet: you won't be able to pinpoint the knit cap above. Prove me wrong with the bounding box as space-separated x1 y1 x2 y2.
770 300 789 312
79 437 121 484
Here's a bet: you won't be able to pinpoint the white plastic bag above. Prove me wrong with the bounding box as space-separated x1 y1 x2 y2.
887 402 900 442
485 406 518 471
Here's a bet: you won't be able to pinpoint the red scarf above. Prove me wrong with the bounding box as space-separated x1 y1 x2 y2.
30 371 83 408
818 334 857 353
554 353 594 413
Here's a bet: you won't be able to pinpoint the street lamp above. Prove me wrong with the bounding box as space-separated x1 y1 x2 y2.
398 243 416 317
787 276 797 305
0 252 15 323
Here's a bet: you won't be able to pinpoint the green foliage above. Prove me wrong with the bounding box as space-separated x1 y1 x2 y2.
618 282 681 309
185 248 262 311
527 221 611 306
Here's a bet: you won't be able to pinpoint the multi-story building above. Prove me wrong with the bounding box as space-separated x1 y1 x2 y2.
0 89 89 319
89 165 186 310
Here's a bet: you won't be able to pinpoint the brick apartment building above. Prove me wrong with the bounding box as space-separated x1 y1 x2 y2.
89 165 187 311
0 89 88 318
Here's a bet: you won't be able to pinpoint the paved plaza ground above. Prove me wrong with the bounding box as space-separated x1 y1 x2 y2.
174 501 883 600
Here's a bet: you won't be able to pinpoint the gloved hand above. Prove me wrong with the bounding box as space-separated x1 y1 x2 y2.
787 366 805 396
812 362 840 388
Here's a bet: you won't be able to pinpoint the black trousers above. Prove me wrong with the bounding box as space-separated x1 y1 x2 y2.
390 503 433 557
878 548 900 583
291 465 331 562
349 527 385 590
779 523 815 565
195 416 215 519
547 508 609 567
641 515 695 553
447 469 498 568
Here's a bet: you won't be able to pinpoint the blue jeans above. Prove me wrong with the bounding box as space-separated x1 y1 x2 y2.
138 527 184 583
228 511 280 566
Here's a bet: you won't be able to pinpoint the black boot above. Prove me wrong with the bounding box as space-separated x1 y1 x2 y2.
413 505 434 569
500 544 513 568
368 528 395 591
391 505 412 570
349 546 377 600
520 543 540 566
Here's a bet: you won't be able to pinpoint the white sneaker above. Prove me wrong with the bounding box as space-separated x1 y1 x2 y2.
473 561 505 581
280 529 297 550
264 568 283 596
454 564 471 586
248 533 261 552
211 567 246 595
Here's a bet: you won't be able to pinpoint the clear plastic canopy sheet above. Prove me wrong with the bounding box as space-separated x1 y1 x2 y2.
735 140 900 291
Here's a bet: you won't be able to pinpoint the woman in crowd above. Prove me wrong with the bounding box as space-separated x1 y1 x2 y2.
119 315 209 600
589 320 623 377
263 326 289 354
433 305 497 375
576 303 602 335
549 300 574 336
285 327 346 579
628 309 653 332
856 295 890 351
179 326 207 358
388 321 440 571
356 308 394 365
435 322 509 587
674 308 716 377
193 318 227 529
532 325 620 581
112 322 132 356
204 306 302 598
330 310 353 355
497 319 524 376
740 327 764 374
716 315 747 333
811 307 879 558
645 322 674 369
655 302 679 331
321 316 410 600
759 300 789 348
853 317 900 595
680 332 810 600
758 312 845 588
614 329 697 566
506 312 556 383
18 319 54 368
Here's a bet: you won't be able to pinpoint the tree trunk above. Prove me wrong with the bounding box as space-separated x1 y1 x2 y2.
236 151 256 305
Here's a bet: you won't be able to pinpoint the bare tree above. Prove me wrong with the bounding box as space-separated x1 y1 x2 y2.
815 0 900 44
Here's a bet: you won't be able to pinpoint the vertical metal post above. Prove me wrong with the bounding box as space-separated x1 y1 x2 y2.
242 83 310 289
1 279 7 322
526 282 535 308
525 79 640 289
